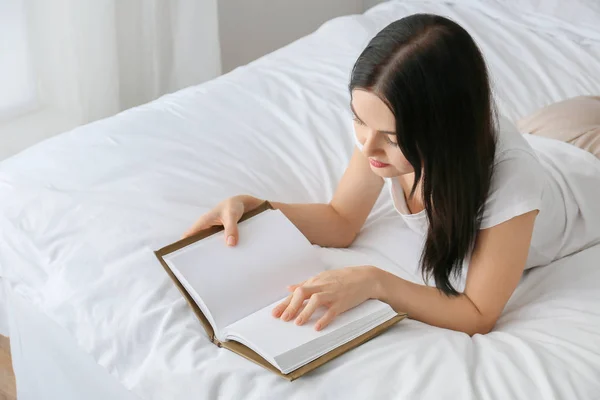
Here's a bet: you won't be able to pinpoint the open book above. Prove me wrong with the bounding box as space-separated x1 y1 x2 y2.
154 201 406 381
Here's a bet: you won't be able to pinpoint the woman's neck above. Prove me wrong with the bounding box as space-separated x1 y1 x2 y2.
398 173 425 214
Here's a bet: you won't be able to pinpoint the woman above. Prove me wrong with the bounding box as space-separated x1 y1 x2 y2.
182 14 600 336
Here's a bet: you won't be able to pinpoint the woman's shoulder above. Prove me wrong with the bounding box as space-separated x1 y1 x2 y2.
480 115 548 229
494 114 539 162
492 114 547 189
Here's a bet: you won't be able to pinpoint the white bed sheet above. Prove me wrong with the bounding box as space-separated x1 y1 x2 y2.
5 282 141 400
1 0 600 399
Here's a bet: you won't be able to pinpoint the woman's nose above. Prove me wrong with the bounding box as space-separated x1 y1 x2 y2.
362 130 381 156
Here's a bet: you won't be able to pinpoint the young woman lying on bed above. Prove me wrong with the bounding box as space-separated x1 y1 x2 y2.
183 14 600 336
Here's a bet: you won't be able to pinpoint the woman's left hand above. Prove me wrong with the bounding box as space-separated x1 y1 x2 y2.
271 265 381 331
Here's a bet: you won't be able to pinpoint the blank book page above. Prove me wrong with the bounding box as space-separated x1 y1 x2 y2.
163 210 325 333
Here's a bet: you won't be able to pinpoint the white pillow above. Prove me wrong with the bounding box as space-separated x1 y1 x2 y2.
479 0 600 28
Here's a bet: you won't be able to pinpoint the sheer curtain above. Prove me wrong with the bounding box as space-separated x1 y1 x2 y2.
0 0 222 160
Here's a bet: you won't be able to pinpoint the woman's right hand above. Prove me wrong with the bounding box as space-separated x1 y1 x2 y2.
181 195 263 245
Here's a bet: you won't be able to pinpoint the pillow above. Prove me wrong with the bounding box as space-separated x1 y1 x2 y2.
517 0 600 28
517 96 600 159
472 0 600 28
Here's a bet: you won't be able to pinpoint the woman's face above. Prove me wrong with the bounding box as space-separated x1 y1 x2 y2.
351 89 413 177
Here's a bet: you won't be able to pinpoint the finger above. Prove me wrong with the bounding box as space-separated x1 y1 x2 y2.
286 280 307 291
181 213 216 239
221 209 240 246
272 280 308 317
315 308 339 331
271 293 293 318
281 286 318 322
295 293 328 326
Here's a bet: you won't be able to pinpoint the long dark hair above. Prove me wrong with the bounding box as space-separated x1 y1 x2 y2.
349 14 497 295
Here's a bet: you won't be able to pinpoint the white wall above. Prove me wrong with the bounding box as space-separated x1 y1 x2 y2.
364 0 387 13
218 0 374 73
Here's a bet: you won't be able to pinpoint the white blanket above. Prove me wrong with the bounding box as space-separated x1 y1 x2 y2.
1 1 599 398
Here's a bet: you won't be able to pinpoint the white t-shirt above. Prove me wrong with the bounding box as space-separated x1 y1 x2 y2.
356 115 600 269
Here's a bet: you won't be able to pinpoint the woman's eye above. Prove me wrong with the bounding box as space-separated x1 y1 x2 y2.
353 117 365 126
385 135 398 146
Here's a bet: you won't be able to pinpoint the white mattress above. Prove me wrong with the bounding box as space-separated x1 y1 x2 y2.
1 0 600 398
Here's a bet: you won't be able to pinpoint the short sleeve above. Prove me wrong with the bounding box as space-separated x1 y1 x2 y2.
480 149 545 229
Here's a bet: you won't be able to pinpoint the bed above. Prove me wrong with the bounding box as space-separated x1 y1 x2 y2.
1 0 599 399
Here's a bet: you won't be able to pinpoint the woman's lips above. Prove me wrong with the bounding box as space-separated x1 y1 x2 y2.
369 158 390 168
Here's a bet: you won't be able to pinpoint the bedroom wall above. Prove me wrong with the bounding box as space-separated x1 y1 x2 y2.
218 0 386 73
364 0 388 12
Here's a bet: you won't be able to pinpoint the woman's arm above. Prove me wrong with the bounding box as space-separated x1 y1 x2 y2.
268 147 384 248
183 147 382 247
372 210 538 335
